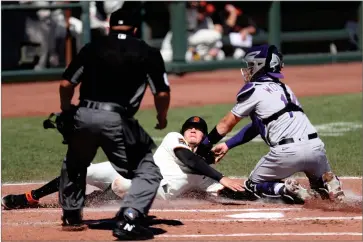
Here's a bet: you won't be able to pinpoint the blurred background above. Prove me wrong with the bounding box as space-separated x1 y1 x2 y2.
1 1 362 80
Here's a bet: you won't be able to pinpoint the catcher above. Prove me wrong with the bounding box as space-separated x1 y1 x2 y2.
197 44 345 204
2 116 244 210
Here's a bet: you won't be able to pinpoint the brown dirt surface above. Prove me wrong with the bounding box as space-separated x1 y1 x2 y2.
2 62 362 118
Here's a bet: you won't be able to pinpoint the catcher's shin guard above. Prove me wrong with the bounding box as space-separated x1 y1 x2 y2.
321 172 345 202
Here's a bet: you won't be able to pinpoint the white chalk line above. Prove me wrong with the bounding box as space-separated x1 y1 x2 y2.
2 176 361 186
2 207 303 214
181 216 362 222
3 216 361 227
158 232 363 238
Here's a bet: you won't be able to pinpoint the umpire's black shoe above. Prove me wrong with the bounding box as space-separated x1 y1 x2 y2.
61 210 87 231
112 207 154 240
113 220 154 240
2 192 39 210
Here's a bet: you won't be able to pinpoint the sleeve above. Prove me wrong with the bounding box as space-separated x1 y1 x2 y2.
174 148 224 182
145 46 170 94
62 43 90 85
225 122 259 149
162 132 191 154
231 83 258 118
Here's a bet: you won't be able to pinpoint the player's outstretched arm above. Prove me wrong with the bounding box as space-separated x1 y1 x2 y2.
212 122 259 163
174 148 243 192
226 122 259 149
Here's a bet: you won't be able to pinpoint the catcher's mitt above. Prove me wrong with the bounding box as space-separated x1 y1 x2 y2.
43 106 77 144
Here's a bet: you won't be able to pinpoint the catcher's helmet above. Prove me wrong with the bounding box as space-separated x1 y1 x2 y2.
180 116 208 135
241 44 284 82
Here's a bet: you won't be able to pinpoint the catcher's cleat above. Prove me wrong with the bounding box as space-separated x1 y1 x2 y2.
2 191 39 210
321 172 345 202
284 178 318 204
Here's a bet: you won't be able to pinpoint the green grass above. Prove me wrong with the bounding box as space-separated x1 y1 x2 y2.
2 93 362 182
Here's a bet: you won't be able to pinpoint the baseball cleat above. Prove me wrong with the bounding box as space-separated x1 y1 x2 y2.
2 191 39 210
112 220 154 240
322 172 345 202
284 178 317 203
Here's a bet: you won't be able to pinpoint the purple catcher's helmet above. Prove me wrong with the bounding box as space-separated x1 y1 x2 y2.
241 44 284 82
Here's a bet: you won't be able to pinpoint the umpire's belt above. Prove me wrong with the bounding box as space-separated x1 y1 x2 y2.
79 100 126 114
278 133 318 146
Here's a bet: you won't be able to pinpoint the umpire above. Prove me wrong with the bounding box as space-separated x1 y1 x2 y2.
58 8 170 240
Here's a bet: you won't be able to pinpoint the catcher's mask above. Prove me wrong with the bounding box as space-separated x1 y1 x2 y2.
180 116 208 137
241 44 284 82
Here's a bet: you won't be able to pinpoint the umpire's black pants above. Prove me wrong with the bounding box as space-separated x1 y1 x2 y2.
59 106 162 217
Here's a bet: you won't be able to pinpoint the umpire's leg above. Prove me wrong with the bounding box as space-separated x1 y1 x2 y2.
121 152 162 215
101 128 162 217
59 120 99 225
101 116 162 216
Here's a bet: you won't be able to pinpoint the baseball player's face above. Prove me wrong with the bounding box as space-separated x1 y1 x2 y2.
183 126 204 147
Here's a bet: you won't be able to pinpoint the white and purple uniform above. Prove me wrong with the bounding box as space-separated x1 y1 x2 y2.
229 77 331 188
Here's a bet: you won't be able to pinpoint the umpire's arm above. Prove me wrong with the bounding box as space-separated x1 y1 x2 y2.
145 47 171 129
59 44 89 111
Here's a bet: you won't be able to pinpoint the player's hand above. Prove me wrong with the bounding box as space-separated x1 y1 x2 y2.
212 142 229 163
155 115 167 130
219 177 244 192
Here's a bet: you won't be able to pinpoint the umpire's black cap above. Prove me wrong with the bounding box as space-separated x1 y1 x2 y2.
109 8 140 28
181 116 208 135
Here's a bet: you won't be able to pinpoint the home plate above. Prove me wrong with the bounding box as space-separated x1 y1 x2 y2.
226 212 284 219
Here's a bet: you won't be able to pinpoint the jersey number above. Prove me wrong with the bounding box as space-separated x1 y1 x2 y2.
280 93 299 118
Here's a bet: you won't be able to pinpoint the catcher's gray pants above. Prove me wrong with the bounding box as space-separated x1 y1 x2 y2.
249 138 331 188
59 107 162 216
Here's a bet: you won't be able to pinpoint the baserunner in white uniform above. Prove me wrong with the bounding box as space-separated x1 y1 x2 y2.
197 44 345 204
112 116 243 200
2 116 244 210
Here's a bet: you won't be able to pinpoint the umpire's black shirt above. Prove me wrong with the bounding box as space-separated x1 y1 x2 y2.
62 30 170 116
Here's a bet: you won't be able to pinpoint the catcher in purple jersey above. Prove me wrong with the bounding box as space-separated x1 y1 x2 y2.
197 44 345 204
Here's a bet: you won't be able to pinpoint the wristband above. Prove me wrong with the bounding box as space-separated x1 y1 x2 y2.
207 127 225 144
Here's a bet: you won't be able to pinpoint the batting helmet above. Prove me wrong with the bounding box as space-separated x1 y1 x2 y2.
180 116 208 135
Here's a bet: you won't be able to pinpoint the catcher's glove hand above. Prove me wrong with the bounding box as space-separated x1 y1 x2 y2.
43 105 77 144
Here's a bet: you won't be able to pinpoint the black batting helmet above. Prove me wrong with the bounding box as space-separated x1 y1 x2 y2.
180 116 208 135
